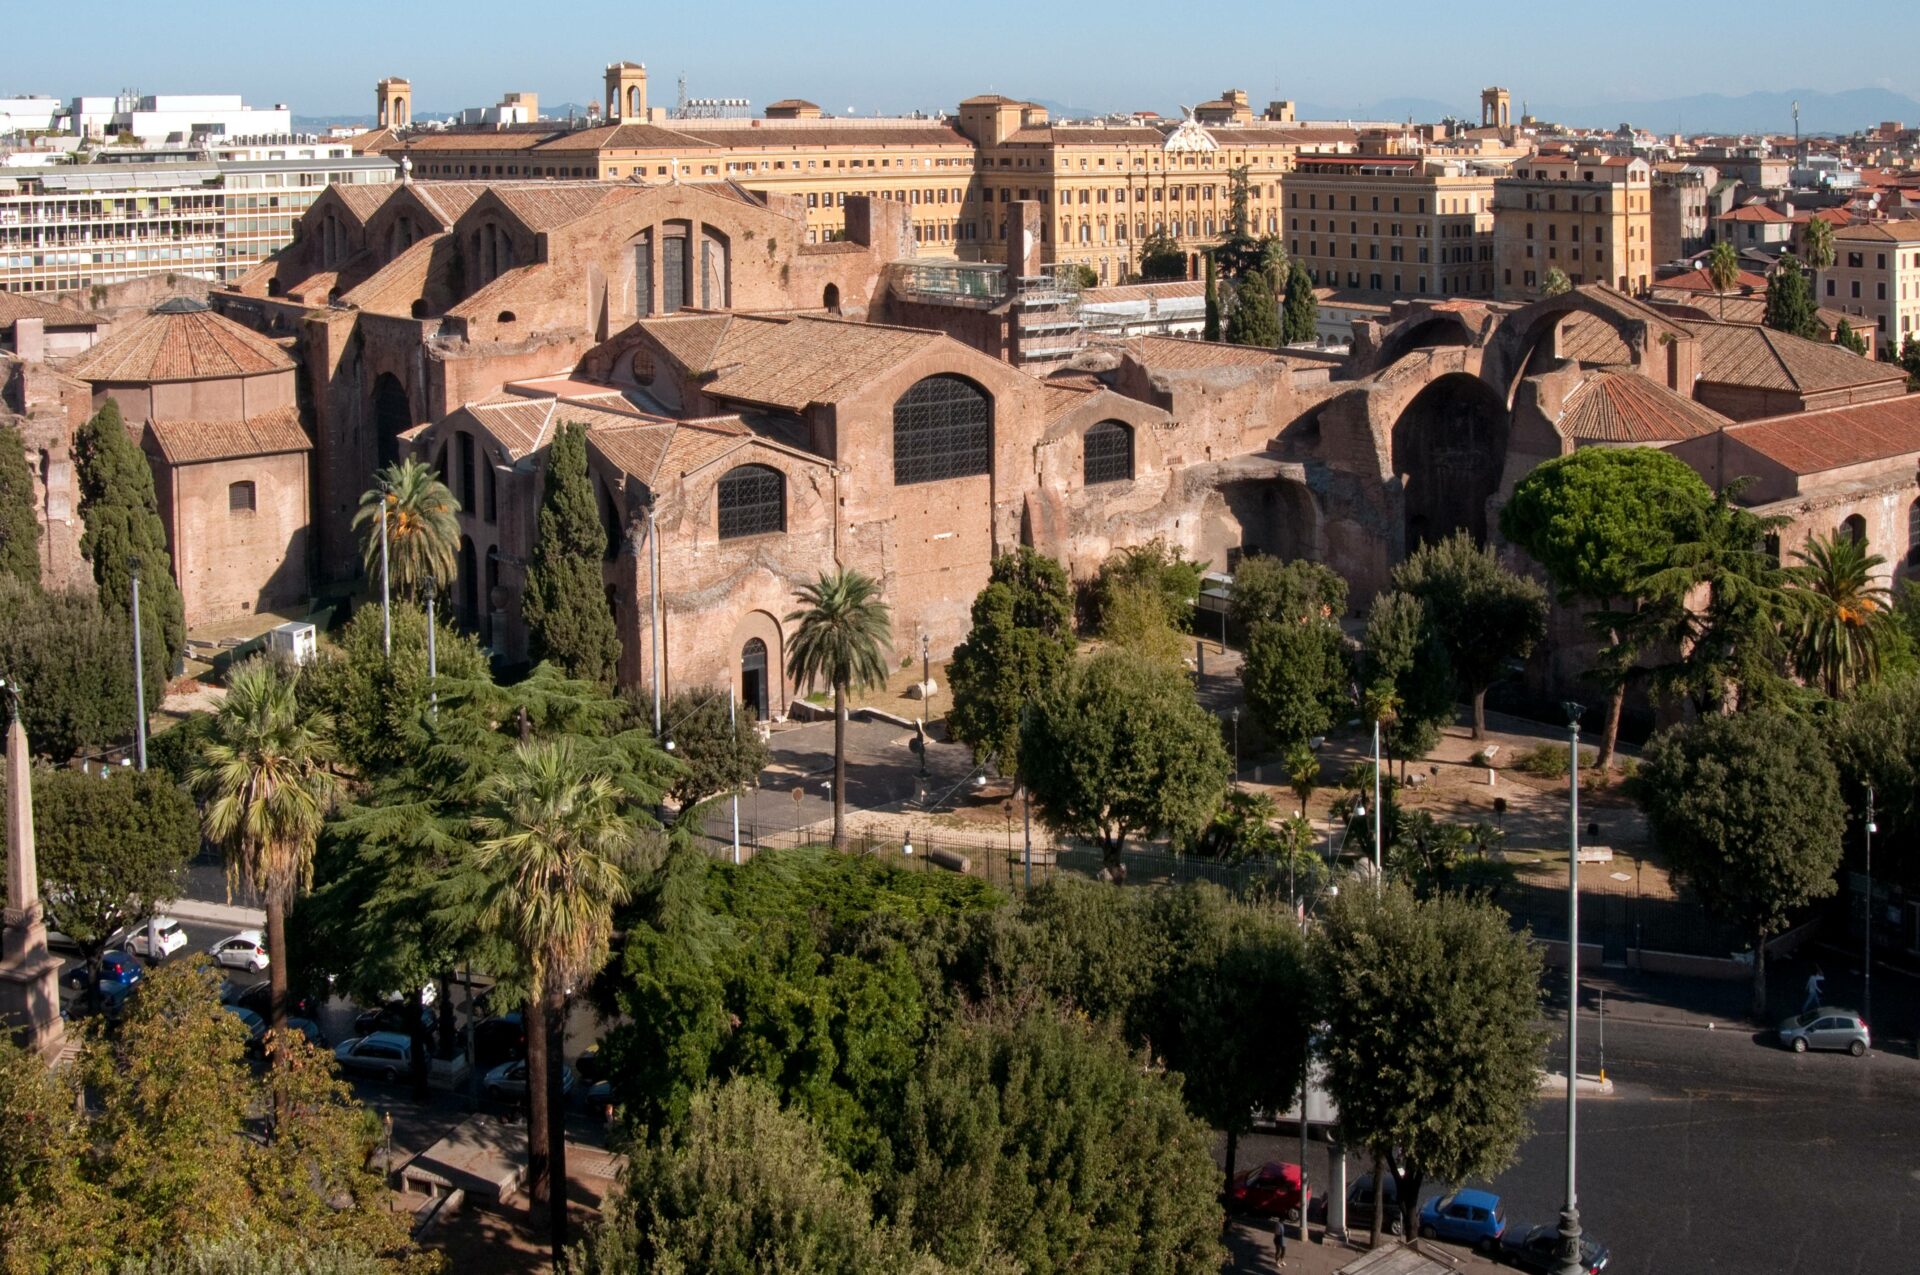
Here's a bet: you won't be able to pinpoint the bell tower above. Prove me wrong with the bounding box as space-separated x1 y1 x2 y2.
1481 86 1511 129
377 77 412 130
605 62 648 124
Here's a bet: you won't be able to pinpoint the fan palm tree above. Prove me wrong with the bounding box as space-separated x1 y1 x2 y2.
1707 240 1741 322
1284 739 1320 817
471 738 635 1265
1787 531 1891 698
194 659 337 1065
785 568 893 850
352 459 460 601
1802 215 1836 286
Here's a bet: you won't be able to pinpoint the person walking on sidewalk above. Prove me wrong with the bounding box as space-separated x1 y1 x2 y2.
1273 1214 1287 1268
1803 965 1826 1014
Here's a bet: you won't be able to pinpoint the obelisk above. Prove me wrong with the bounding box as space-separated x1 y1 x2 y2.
0 688 64 1059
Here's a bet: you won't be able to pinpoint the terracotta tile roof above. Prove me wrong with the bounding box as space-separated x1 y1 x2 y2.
1693 322 1902 393
331 183 395 222
483 182 628 230
1227 126 1358 146
406 182 493 224
1834 219 1920 242
0 291 101 331
1554 316 1636 368
143 405 310 464
1557 370 1729 443
397 131 551 152
586 417 755 485
534 123 712 153
1038 381 1096 420
1007 126 1168 146
664 124 969 150
1722 394 1920 474
466 395 557 460
1716 204 1790 222
640 314 945 411
340 233 445 315
345 127 398 153
1127 335 1287 370
1657 266 1769 293
65 299 294 383
765 99 821 112
1082 280 1207 304
639 314 735 373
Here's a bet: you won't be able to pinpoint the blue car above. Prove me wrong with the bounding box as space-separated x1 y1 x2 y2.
63 950 144 991
1418 1188 1506 1251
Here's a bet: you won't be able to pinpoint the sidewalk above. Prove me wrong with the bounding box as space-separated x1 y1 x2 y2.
1223 1220 1506 1274
162 896 265 929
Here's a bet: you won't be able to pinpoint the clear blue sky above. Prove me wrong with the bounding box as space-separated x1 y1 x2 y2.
6 1 1915 121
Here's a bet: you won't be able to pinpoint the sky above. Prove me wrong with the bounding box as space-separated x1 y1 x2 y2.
5 0 1917 122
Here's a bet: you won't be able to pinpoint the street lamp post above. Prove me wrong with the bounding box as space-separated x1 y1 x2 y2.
129 557 147 771
425 594 438 714
377 482 392 658
1371 717 1383 878
647 505 662 736
1554 701 1586 1275
1230 706 1240 787
729 683 742 867
1864 786 1875 1030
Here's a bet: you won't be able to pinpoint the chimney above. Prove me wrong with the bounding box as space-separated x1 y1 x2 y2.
12 318 44 364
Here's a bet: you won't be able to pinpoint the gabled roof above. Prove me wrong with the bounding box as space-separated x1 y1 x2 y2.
1834 219 1920 242
640 314 947 411
1722 394 1920 474
143 405 311 465
1716 203 1790 223
587 417 760 486
1693 322 1902 393
1557 370 1730 443
330 182 396 222
1658 265 1769 293
65 297 293 383
480 182 629 231
1127 335 1287 370
0 291 101 332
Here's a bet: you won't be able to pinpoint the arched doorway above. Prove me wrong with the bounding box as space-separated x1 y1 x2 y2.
823 283 841 315
1391 373 1509 548
740 638 769 722
372 373 411 469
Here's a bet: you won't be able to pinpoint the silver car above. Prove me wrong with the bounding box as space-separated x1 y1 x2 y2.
1779 1007 1870 1056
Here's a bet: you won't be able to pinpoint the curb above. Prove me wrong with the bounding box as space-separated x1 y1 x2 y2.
163 896 266 929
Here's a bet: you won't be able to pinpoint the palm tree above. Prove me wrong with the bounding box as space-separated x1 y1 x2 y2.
352 459 460 601
785 569 893 850
1707 240 1741 322
471 738 635 1265
1802 215 1836 299
1284 739 1320 817
194 659 337 1065
1787 531 1891 698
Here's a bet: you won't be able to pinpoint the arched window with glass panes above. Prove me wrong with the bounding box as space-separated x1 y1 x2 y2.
1908 498 1920 567
1083 420 1134 485
893 375 991 485
716 464 785 539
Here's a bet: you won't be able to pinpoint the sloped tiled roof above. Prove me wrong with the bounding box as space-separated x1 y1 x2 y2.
467 394 558 460
483 182 628 231
1693 322 1902 393
331 183 396 222
144 405 310 465
641 314 946 411
0 291 101 331
1557 370 1730 443
1127 335 1285 370
1556 316 1637 368
533 123 712 152
1835 219 1920 243
586 417 756 485
639 314 735 374
1657 265 1769 293
65 298 294 383
1082 279 1207 305
406 182 493 225
1723 394 1920 474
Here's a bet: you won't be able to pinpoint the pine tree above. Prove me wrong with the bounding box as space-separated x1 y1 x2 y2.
523 422 621 684
1834 317 1868 356
0 422 41 589
1764 256 1821 341
1202 254 1221 341
1282 260 1319 345
74 399 183 707
1224 269 1279 347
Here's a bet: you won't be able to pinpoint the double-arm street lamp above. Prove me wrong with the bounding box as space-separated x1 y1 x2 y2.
1554 701 1586 1275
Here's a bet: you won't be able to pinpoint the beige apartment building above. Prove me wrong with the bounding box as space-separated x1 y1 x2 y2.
1492 153 1653 301
1820 220 1920 347
1281 155 1498 299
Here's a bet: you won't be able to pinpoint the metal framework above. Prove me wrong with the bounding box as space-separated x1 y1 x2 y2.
892 376 991 486
1082 420 1133 485
716 464 785 539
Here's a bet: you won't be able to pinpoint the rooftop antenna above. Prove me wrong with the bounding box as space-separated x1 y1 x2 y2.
1793 99 1801 163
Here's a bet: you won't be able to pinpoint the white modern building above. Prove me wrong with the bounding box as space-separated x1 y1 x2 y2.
69 93 291 143
0 96 63 136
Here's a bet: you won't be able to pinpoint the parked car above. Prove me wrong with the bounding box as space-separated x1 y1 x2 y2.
353 1001 435 1039
1418 1188 1506 1250
223 1004 267 1050
1223 1160 1306 1220
1778 1007 1870 1056
207 930 270 973
1500 1223 1611 1273
472 1013 526 1070
332 1032 415 1083
118 916 189 961
1311 1173 1404 1234
63 950 144 991
483 1059 576 1102
218 979 321 1021
281 1016 329 1050
573 1044 608 1085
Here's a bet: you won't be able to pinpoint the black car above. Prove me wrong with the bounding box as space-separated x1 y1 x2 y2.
1310 1173 1404 1235
1500 1224 1610 1274
472 1013 526 1070
220 979 321 1021
353 1001 437 1039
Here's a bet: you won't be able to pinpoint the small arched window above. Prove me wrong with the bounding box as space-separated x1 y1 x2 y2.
1083 420 1134 485
1843 513 1868 546
717 464 786 539
1907 499 1920 567
893 375 991 486
228 481 256 513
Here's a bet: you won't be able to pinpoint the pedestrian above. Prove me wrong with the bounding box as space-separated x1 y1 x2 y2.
1803 965 1825 1014
1273 1213 1287 1267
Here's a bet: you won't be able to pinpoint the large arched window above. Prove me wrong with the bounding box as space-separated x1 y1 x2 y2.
717 464 785 539
893 375 991 486
1083 420 1134 485
227 480 256 513
1908 498 1920 567
372 374 412 470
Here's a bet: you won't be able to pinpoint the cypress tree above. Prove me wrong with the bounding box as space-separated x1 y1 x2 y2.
1283 260 1320 345
1764 257 1820 341
1224 270 1279 347
1202 255 1221 341
0 422 41 589
522 421 621 684
74 399 183 707
1834 317 1868 357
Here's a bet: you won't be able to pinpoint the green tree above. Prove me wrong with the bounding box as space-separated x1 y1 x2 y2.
1282 260 1319 345
947 548 1077 778
1313 885 1546 1239
1802 215 1836 280
1787 530 1891 699
1224 267 1280 347
1202 254 1221 341
785 568 892 851
0 577 137 761
1285 739 1321 814
470 737 645 1264
0 421 40 588
1229 555 1347 629
74 399 183 710
194 659 338 1064
1362 590 1454 772
1834 316 1868 356
1094 538 1206 633
1021 648 1230 878
1764 255 1821 341
1499 447 1716 768
660 685 769 809
1240 613 1349 749
1540 266 1572 297
351 459 459 601
1099 578 1188 668
892 1009 1224 1275
581 1078 955 1275
147 710 215 784
1707 239 1741 322
1137 230 1185 281
1900 335 1920 392
30 766 196 1007
1063 263 1097 289
1393 531 1548 739
1825 674 1920 873
522 421 621 684
1640 710 1846 1018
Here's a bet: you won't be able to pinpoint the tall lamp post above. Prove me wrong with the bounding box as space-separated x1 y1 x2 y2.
129 557 147 771
377 479 392 657
1230 706 1240 788
1371 715 1383 878
1864 786 1875 1030
1554 701 1586 1275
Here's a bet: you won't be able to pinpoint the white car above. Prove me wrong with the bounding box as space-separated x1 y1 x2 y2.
207 930 270 973
119 917 188 960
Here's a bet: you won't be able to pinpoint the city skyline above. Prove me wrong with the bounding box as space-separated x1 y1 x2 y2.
5 0 1918 129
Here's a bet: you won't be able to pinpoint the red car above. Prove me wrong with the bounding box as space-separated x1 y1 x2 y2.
1224 1160 1308 1219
